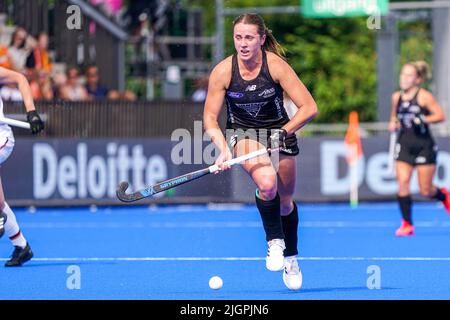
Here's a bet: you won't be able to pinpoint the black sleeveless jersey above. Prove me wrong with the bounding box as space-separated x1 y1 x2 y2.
225 50 290 129
396 89 431 138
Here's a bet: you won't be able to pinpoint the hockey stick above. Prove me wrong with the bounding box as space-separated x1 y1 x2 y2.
116 147 278 202
387 131 397 176
0 117 30 129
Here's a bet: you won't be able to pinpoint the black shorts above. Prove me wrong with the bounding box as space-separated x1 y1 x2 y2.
395 133 437 166
225 127 299 156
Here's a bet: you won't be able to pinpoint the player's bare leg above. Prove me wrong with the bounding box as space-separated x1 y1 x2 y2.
235 138 285 271
395 161 415 236
417 164 450 213
0 177 33 267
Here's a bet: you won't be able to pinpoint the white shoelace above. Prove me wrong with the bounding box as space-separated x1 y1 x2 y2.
267 239 285 257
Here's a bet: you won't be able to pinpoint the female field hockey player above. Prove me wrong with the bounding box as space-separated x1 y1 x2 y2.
389 61 450 236
203 14 318 290
0 66 44 266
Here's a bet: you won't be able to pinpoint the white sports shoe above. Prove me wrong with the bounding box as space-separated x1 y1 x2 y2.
283 256 303 290
266 239 285 271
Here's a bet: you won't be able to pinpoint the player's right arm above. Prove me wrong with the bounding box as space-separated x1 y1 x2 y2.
389 91 401 132
203 58 232 172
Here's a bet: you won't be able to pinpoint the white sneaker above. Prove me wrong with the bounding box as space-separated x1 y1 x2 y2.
283 256 303 290
266 239 285 271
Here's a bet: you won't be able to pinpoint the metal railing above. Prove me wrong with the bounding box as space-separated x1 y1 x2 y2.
5 100 449 138
301 122 450 137
4 100 218 138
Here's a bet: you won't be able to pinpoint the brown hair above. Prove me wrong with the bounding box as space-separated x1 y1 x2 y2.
10 27 27 49
407 60 432 83
233 13 286 59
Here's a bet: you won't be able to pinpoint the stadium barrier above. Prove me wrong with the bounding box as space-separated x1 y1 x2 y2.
4 101 217 138
4 137 450 206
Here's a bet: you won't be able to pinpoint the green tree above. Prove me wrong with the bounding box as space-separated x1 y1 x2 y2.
283 17 377 122
182 0 432 123
398 20 433 90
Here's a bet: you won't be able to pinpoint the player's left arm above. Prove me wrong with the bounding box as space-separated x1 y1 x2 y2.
422 90 445 124
0 66 44 134
0 67 36 113
269 55 318 135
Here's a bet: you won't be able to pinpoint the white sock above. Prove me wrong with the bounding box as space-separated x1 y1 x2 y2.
3 202 27 248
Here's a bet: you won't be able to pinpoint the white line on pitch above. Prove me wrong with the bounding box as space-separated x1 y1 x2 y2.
18 221 450 228
1 257 449 262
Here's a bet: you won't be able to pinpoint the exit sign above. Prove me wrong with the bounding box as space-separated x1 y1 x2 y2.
301 0 389 18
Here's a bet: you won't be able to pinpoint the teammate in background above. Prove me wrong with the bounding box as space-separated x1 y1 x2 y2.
203 14 317 289
389 61 450 236
0 66 44 266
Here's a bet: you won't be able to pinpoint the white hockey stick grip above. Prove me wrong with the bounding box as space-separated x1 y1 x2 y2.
208 148 276 173
0 117 31 129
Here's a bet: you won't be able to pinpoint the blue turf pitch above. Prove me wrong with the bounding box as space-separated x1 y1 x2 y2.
0 202 449 300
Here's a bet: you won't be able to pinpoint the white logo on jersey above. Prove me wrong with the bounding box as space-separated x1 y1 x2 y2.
409 105 421 114
280 147 294 154
415 156 426 164
245 85 257 92
235 102 268 118
258 87 275 98
274 97 284 120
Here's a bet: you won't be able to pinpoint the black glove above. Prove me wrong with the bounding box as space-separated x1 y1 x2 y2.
269 128 287 150
27 110 44 134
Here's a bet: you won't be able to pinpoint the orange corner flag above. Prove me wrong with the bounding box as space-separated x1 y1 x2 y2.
344 111 363 164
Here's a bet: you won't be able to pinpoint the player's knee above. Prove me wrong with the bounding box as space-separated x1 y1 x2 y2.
280 203 294 216
257 178 277 200
397 180 410 193
280 197 294 216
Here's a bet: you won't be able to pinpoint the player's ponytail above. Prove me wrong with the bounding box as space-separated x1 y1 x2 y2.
263 27 287 60
233 13 287 60
411 60 432 83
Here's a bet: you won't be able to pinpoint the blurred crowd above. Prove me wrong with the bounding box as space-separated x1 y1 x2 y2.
0 26 136 102
0 0 210 103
